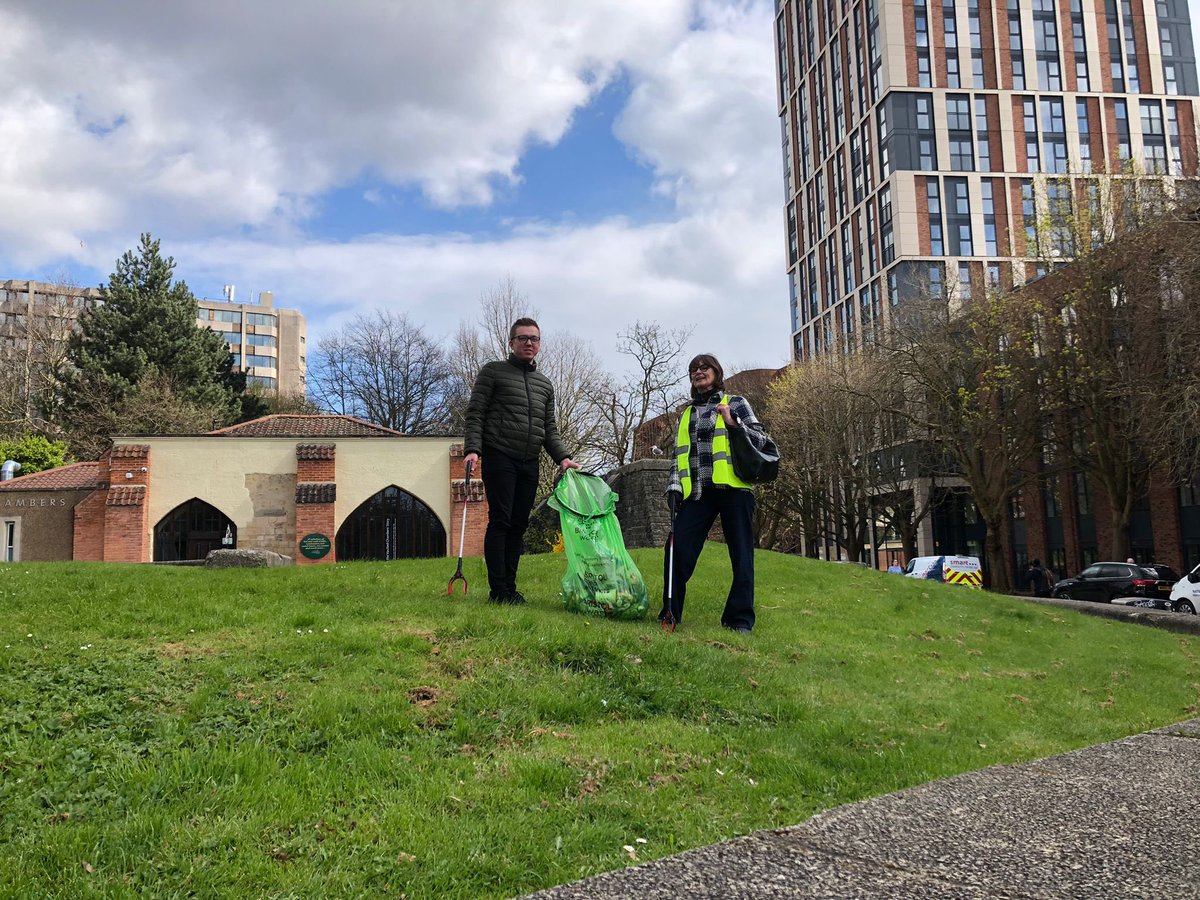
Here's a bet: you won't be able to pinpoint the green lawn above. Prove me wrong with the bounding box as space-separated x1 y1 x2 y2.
1 548 1197 898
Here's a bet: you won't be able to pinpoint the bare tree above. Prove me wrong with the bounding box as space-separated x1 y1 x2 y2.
450 277 605 487
66 370 225 459
308 310 456 434
879 274 1046 592
589 321 694 468
0 273 88 438
1028 179 1200 558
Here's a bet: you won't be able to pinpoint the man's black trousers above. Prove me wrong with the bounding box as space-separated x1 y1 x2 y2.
660 487 755 630
480 448 540 598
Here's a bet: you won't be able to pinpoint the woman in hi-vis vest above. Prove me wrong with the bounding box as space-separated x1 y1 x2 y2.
661 354 772 634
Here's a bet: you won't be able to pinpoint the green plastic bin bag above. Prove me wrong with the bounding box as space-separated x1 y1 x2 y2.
547 470 648 619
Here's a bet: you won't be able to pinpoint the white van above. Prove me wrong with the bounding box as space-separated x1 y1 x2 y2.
903 555 983 589
1168 564 1200 614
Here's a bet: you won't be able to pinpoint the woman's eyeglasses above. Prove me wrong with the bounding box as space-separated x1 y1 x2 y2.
689 363 712 373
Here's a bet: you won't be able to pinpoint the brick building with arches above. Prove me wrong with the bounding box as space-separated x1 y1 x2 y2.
0 415 487 565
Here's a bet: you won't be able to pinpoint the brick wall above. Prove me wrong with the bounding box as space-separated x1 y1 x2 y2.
72 490 106 561
295 445 336 565
449 444 487 556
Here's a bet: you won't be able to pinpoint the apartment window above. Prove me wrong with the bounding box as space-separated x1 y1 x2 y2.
246 313 277 327
927 179 944 255
842 222 855 293
244 354 276 368
982 180 998 255
1107 0 1125 91
3 520 15 562
1076 473 1093 516
788 200 799 266
1009 2 1026 89
947 177 973 256
1167 101 1183 175
976 97 991 170
916 0 932 86
947 94 974 171
1044 475 1063 519
1077 99 1092 173
1047 179 1074 257
1114 99 1131 161
929 263 944 298
1121 0 1140 92
831 42 846 136
1023 97 1040 172
1072 0 1090 91
1141 100 1167 174
958 262 972 301
969 0 984 87
1022 179 1039 254
1042 97 1067 173
1033 0 1062 92
883 186 892 264
244 333 277 347
214 309 241 323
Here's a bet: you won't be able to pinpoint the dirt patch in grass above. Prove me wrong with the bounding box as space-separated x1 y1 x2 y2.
407 686 441 707
157 642 218 660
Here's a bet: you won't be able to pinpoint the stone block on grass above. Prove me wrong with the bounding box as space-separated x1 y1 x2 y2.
205 549 293 568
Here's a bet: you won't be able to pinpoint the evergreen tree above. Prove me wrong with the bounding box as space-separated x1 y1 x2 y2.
63 233 247 456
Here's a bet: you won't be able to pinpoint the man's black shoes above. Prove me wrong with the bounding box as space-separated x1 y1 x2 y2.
487 591 527 605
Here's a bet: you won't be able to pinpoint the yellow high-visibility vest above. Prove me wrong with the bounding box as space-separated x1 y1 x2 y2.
675 393 752 499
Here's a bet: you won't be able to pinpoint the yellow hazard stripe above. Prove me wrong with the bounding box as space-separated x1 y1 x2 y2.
945 570 983 588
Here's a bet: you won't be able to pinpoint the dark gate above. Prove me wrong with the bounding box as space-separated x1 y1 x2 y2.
154 499 237 561
336 486 446 561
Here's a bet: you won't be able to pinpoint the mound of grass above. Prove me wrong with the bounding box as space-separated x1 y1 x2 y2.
1 548 1197 897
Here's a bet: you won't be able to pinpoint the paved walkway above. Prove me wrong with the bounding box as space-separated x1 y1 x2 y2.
527 600 1200 899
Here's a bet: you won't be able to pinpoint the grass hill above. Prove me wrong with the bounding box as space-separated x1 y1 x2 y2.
1 548 1197 897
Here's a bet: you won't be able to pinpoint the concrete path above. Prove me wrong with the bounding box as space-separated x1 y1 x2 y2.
526 600 1200 899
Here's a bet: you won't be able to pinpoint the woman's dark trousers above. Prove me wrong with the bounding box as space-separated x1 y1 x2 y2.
480 448 541 598
661 487 756 630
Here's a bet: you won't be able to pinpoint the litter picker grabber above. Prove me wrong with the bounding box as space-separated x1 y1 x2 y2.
662 491 679 632
447 460 473 596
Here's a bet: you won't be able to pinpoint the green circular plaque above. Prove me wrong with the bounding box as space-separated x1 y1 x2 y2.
299 533 331 560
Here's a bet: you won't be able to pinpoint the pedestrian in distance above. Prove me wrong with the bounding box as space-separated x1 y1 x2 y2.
464 318 580 604
1024 559 1051 598
887 562 903 574
660 354 773 634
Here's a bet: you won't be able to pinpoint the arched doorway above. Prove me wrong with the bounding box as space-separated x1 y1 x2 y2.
336 486 446 560
154 499 237 561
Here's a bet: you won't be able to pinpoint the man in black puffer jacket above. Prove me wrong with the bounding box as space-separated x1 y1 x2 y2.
464 317 580 604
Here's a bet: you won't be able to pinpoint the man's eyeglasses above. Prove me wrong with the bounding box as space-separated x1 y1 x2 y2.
512 335 541 345
689 363 712 373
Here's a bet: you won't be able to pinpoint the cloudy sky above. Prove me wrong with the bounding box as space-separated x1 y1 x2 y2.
0 0 788 374
5 1 1199 378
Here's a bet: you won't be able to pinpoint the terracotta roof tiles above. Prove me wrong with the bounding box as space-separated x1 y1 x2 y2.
208 415 406 438
0 462 101 491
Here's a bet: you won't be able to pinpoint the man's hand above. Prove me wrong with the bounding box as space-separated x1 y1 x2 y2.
464 452 479 476
560 457 582 472
716 403 737 428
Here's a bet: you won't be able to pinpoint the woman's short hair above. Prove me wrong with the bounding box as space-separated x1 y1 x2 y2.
509 317 540 341
687 353 725 397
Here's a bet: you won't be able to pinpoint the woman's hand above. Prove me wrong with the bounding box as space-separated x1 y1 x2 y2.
716 403 737 428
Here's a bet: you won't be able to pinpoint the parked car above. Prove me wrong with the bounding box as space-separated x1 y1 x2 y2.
1168 564 1200 615
903 555 983 588
1051 562 1175 603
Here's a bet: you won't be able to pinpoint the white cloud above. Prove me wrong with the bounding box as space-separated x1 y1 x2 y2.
0 0 791 371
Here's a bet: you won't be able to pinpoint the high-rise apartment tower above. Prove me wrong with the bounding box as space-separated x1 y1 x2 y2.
774 0 1200 359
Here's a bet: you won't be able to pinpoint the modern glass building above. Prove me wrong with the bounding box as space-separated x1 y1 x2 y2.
774 0 1200 360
